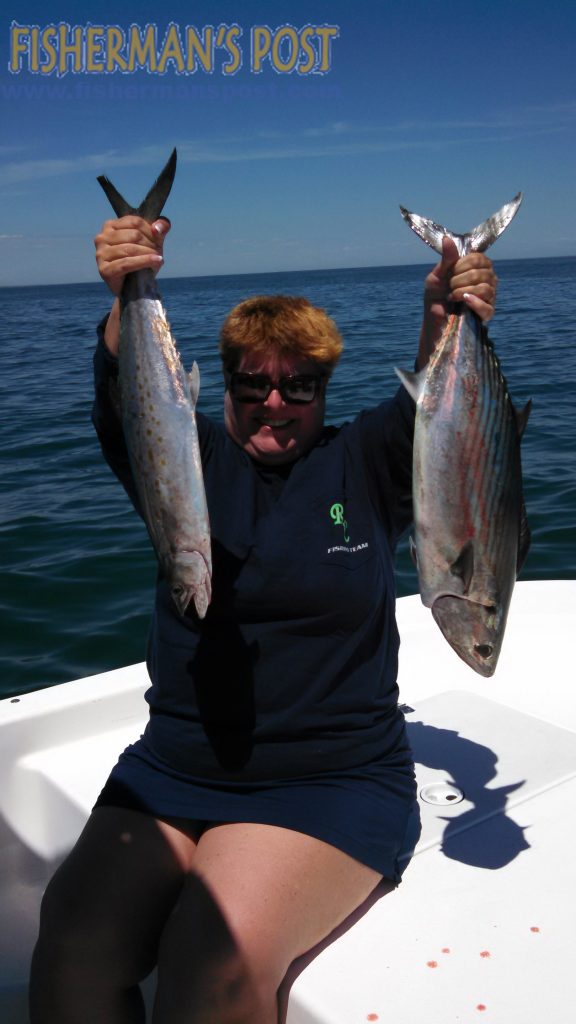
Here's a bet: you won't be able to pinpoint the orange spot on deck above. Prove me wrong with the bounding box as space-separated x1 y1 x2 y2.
442 948 451 954
480 950 491 958
427 961 438 968
367 1016 379 1021
530 926 540 933
477 1005 487 1012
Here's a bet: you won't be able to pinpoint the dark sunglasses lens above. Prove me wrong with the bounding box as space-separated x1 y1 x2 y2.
230 374 270 402
230 373 322 404
281 377 319 403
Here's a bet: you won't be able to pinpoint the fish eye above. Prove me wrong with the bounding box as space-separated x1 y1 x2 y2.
474 644 493 659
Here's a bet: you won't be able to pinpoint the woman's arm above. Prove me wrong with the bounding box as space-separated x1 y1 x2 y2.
90 213 169 509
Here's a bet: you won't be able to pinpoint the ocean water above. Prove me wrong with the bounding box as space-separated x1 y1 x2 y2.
1 258 575 700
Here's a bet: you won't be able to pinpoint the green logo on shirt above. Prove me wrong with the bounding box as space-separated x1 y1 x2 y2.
330 502 350 542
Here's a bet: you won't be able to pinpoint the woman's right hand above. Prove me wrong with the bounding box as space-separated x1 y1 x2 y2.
94 216 170 355
94 215 170 297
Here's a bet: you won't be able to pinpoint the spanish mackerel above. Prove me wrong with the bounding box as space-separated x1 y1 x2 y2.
97 150 212 618
396 194 530 676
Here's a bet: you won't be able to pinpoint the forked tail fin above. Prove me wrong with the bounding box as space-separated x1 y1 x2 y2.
97 149 177 221
399 192 522 256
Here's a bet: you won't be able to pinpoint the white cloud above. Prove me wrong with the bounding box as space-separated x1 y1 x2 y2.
0 98 573 187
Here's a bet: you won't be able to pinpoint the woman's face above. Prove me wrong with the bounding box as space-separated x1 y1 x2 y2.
224 352 327 465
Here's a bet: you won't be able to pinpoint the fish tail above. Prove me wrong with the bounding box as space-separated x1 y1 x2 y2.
399 192 523 256
97 148 177 222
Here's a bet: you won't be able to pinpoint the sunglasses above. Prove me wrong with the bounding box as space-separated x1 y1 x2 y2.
228 371 325 405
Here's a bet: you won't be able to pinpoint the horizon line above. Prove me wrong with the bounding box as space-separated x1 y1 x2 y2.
1 252 574 290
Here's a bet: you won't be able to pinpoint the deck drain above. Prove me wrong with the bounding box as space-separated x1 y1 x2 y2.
419 782 465 806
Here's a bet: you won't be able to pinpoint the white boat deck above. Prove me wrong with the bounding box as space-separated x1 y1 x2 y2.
1 580 575 1023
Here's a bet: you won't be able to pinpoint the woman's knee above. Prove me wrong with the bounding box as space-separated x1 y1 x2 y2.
154 874 282 1023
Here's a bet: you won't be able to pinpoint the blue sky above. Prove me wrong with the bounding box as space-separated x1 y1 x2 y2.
1 0 575 286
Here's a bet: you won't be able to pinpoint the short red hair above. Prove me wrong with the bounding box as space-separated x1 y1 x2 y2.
219 295 343 374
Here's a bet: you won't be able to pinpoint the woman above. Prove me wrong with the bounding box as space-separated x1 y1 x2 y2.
30 213 497 1024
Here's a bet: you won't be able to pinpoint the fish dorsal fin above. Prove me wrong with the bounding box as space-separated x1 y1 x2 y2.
399 193 523 256
449 541 474 594
97 149 177 223
515 399 532 438
394 366 428 404
188 361 200 404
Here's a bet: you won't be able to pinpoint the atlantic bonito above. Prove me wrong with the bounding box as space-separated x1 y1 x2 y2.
396 194 530 676
97 149 212 618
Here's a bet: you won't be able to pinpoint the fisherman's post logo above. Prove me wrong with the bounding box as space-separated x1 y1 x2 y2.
8 22 339 77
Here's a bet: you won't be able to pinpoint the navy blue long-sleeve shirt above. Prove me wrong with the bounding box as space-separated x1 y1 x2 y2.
93 328 416 782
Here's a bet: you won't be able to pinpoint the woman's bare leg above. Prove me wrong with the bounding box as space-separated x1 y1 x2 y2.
31 814 390 1024
29 807 199 1024
153 822 385 1024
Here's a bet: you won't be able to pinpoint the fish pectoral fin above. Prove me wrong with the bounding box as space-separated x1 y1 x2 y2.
514 398 532 438
449 541 474 594
188 361 200 404
394 366 428 404
409 535 419 569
